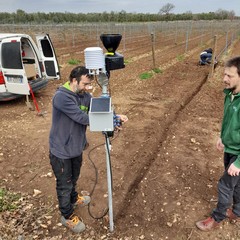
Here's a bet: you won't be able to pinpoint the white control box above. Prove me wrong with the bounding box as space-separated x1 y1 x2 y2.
89 97 114 132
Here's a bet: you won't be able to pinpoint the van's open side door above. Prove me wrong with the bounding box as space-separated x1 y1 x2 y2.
35 34 60 80
1 37 29 95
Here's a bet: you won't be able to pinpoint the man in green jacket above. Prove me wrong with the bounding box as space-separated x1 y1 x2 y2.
196 56 240 231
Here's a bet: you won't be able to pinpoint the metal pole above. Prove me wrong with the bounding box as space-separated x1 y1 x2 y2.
174 21 178 45
225 31 228 54
123 25 126 52
151 32 156 69
185 30 189 53
105 135 114 232
209 35 217 79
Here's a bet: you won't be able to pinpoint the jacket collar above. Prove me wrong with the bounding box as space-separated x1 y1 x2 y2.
224 88 240 98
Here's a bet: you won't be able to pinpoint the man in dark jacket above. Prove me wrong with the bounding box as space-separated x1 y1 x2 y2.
49 66 93 233
196 56 240 231
199 48 213 65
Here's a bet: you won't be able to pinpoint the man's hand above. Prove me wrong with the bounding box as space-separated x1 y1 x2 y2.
216 137 224 152
114 114 128 131
228 163 240 176
118 114 128 123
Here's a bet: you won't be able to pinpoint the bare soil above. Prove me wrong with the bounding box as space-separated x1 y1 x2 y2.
1 33 240 240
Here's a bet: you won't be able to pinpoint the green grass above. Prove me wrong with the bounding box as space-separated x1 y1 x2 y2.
0 188 21 212
68 59 81 65
139 68 163 80
153 68 163 74
139 72 153 80
176 54 185 61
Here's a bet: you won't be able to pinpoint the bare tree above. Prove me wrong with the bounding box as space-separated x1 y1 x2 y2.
215 9 235 20
158 3 175 15
228 10 235 21
215 9 229 20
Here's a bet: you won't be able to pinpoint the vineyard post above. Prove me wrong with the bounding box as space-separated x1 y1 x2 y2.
96 25 100 47
185 30 189 53
174 21 178 44
225 31 229 54
209 35 217 79
200 25 204 46
151 32 156 69
123 25 126 52
72 31 75 47
231 32 234 45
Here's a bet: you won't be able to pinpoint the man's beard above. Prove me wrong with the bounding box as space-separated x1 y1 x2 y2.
78 89 85 94
74 86 84 94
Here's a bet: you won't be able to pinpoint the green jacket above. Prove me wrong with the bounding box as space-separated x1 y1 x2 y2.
221 89 240 168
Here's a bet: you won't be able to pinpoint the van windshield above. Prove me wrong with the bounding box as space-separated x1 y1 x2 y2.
2 42 22 69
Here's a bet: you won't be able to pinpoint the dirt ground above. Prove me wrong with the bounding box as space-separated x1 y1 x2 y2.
1 33 240 240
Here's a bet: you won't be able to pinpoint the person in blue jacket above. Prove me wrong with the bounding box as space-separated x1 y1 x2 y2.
199 48 213 65
49 66 92 233
49 66 128 233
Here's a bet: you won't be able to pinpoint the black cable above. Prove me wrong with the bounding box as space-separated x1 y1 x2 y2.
87 143 103 197
87 131 118 219
87 141 108 219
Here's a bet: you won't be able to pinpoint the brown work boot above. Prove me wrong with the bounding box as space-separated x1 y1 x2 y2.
61 214 85 233
73 194 91 209
196 217 220 231
226 209 240 223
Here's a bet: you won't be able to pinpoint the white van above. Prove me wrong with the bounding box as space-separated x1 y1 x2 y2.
0 33 60 101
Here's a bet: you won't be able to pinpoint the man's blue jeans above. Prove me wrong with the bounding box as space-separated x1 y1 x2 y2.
212 152 240 222
50 152 83 219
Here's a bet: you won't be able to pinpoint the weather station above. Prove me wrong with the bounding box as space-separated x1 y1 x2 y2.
84 33 125 232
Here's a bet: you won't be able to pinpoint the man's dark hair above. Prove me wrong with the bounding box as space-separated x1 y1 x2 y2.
206 48 213 54
225 57 240 76
69 66 92 83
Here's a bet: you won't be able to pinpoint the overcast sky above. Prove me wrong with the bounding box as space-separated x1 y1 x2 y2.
0 0 239 16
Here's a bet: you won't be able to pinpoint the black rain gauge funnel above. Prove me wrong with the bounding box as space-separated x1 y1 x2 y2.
100 34 125 72
100 34 122 54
